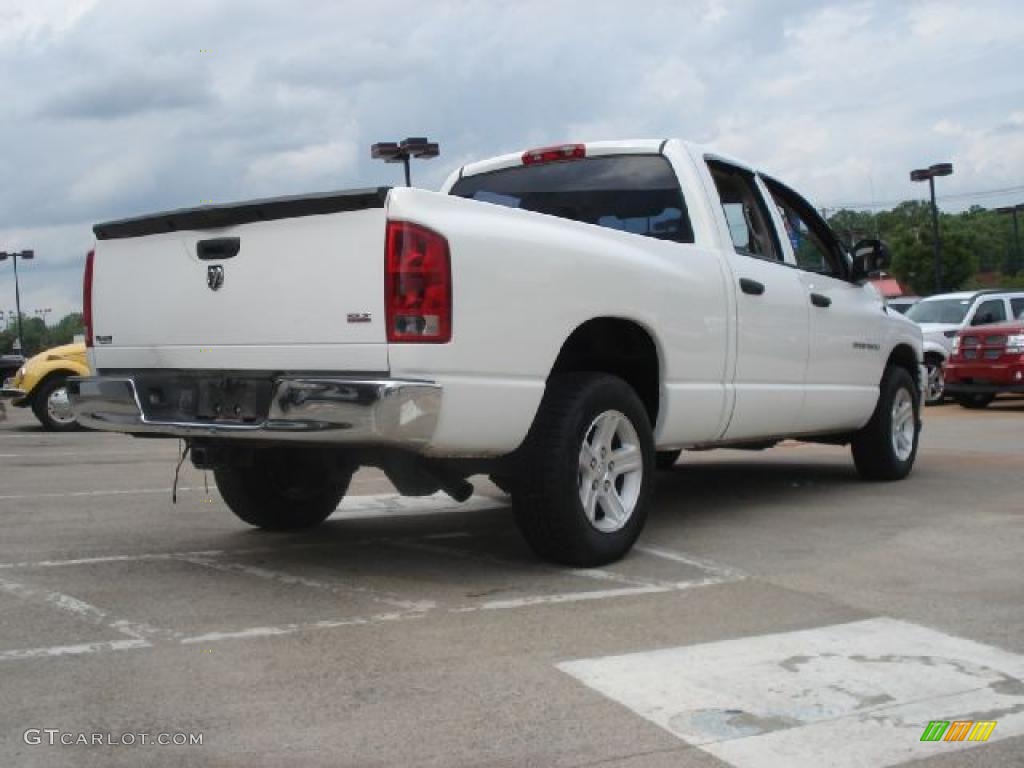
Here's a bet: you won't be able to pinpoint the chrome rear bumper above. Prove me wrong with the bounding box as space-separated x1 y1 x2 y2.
67 376 441 448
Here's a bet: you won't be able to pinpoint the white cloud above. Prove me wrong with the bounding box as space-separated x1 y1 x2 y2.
1 0 1023 321
0 0 100 46
244 140 359 195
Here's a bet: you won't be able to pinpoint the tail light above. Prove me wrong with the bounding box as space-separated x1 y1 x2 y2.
83 248 95 348
385 221 451 343
522 143 585 165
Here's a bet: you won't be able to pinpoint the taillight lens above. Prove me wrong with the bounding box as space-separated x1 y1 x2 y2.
522 143 585 165
385 221 451 343
83 248 95 348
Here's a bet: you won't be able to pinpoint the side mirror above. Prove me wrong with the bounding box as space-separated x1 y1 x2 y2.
850 239 892 281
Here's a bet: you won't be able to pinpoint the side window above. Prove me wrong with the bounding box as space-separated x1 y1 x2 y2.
1011 297 1024 319
971 299 1007 326
707 161 781 261
763 177 846 278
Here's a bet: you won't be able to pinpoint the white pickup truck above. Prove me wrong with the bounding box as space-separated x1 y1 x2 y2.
70 139 924 566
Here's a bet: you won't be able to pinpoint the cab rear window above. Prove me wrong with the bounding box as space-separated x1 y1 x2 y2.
450 155 694 243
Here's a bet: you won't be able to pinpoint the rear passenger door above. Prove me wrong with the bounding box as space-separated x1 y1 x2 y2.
762 176 884 432
967 298 1008 327
705 160 810 440
1012 297 1024 320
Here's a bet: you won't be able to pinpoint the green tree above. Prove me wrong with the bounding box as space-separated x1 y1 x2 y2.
0 312 84 356
891 226 977 296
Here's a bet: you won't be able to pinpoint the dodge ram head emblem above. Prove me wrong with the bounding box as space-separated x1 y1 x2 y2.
207 265 225 291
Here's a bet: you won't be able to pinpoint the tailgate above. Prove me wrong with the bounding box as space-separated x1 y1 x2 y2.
90 188 391 372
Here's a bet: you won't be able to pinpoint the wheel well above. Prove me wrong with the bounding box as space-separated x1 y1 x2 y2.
29 369 77 402
923 350 945 365
887 345 921 390
549 318 660 426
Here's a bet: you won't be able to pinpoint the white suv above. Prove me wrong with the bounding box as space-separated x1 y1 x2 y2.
905 289 1024 404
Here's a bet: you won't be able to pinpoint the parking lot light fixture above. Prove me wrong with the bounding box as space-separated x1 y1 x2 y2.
910 164 953 294
0 249 34 355
995 204 1024 276
371 137 440 187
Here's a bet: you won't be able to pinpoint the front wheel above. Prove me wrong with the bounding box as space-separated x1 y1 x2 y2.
512 373 654 567
31 375 80 432
214 447 353 531
924 358 945 405
954 393 995 409
851 366 920 481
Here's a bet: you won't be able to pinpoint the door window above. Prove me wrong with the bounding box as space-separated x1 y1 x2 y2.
971 299 1007 326
707 161 781 261
1011 297 1024 319
762 177 846 278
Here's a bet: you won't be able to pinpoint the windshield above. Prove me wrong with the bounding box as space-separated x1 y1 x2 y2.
906 298 971 324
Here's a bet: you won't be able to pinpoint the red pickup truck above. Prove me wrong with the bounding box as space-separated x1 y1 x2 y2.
945 320 1024 408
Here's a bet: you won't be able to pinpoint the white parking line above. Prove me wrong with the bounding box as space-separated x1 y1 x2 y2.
0 487 195 501
0 493 745 660
636 546 747 580
559 617 1024 768
178 555 433 612
0 450 173 459
0 575 173 659
0 638 150 661
180 610 425 645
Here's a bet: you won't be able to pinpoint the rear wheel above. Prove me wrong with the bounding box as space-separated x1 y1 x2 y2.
954 393 995 409
851 366 920 481
31 375 80 432
512 373 654 567
214 447 353 531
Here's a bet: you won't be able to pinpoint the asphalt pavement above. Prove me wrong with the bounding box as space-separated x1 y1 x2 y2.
1 399 1022 767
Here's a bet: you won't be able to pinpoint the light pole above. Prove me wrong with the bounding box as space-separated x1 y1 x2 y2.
910 163 953 294
0 249 35 354
370 137 439 187
34 308 52 326
995 203 1023 277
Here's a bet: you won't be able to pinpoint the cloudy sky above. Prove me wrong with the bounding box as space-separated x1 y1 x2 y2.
1 0 1023 320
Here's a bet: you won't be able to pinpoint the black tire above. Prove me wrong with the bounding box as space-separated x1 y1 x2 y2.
214 447 352 531
954 393 995 409
31 374 80 432
851 366 920 481
512 373 655 567
656 449 682 471
923 357 945 406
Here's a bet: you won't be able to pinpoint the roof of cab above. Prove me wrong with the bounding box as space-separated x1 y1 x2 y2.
442 138 759 189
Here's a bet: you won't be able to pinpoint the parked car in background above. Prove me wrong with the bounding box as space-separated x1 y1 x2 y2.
0 342 89 430
0 353 26 380
945 311 1024 408
904 289 1024 405
70 139 923 566
885 296 919 315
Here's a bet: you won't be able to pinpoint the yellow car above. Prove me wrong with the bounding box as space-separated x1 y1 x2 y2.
0 342 90 431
